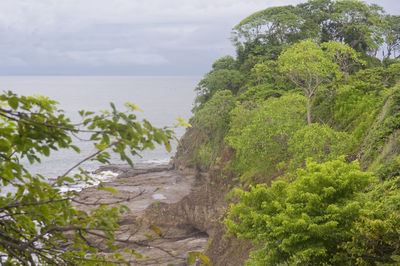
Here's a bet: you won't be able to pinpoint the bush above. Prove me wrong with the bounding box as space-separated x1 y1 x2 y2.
227 93 307 180
177 90 236 170
342 175 400 264
287 123 352 172
225 159 374 265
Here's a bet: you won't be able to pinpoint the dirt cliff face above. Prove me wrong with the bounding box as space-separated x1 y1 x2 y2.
145 147 254 265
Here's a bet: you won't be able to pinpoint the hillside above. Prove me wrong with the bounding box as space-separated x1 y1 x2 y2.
171 0 400 264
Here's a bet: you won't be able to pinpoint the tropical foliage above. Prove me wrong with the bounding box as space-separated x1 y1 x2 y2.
0 91 173 264
177 0 400 264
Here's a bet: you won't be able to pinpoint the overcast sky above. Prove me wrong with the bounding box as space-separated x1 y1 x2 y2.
0 0 398 76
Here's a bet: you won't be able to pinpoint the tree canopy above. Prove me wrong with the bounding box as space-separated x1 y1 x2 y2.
277 40 362 124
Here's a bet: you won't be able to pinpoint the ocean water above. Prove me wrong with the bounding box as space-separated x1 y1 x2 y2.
0 76 199 178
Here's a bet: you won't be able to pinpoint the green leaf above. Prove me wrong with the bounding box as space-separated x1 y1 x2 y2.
57 176 75 185
175 116 192 128
188 252 210 265
98 185 119 194
42 146 50 156
124 102 143 112
8 97 19 109
71 145 80 153
165 141 172 152
197 252 211 265
188 252 197 264
149 225 163 237
144 234 154 241
0 139 11 153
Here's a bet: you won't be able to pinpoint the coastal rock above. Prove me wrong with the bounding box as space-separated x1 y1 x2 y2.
93 163 171 179
74 163 209 265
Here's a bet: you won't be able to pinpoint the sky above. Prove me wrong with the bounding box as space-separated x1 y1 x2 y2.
0 0 398 76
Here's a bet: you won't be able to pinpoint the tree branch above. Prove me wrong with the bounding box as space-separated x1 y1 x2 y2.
59 140 121 179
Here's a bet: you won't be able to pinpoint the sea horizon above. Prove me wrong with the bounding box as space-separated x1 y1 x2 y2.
0 75 200 178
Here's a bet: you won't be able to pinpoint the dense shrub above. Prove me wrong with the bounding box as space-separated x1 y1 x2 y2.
227 93 307 180
287 123 352 172
177 90 236 169
225 159 374 265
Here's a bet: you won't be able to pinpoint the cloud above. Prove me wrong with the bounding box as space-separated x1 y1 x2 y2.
64 49 168 66
0 0 398 75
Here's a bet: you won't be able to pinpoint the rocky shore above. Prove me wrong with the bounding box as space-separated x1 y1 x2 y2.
74 163 209 265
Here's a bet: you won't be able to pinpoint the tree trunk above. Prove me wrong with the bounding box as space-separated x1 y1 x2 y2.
307 96 312 125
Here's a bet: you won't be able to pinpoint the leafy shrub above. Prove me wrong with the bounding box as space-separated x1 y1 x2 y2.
287 123 352 172
342 175 400 264
227 93 307 180
360 86 400 169
225 159 374 265
177 90 236 170
333 87 380 144
194 69 244 109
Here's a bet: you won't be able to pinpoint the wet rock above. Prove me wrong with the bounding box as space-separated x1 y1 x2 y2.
93 163 171 179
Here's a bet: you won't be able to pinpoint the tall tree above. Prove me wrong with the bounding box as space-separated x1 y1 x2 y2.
231 0 390 62
321 40 365 84
278 40 339 124
328 0 386 54
383 15 400 59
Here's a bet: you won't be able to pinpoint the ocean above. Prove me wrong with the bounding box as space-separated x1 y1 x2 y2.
0 76 199 179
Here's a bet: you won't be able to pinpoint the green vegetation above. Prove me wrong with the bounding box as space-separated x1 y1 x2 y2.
225 159 374 265
227 93 306 181
176 0 400 264
0 92 174 264
2 0 400 264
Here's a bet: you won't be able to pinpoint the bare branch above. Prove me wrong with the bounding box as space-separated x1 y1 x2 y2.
0 197 69 212
59 140 121 179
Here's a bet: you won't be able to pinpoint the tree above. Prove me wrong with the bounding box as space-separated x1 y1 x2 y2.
232 0 391 63
342 174 400 264
383 15 400 59
321 40 365 84
186 90 236 169
194 69 244 110
278 40 341 124
225 158 374 265
0 91 174 265
278 40 360 124
232 5 307 62
211 55 237 71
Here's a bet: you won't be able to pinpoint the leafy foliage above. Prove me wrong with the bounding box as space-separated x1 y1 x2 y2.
177 90 236 170
0 91 173 265
225 159 374 265
342 175 400 264
287 123 352 171
175 1 400 264
194 55 244 110
359 86 400 170
278 40 361 124
232 0 390 60
227 93 306 180
332 87 380 144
